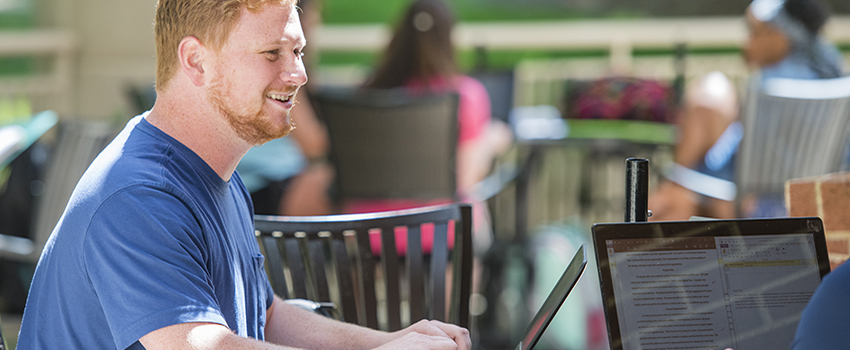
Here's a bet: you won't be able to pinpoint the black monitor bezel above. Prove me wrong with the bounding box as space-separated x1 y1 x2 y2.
591 217 830 350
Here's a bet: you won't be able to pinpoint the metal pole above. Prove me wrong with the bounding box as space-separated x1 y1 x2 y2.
625 157 649 222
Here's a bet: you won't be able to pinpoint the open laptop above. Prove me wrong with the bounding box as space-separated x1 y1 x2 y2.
515 245 587 350
592 217 831 350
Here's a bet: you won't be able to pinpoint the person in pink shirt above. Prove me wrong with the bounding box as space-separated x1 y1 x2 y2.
356 0 511 256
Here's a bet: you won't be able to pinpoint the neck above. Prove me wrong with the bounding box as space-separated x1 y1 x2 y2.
145 87 252 182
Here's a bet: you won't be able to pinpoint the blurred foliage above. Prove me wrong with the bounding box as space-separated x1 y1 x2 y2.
0 0 34 29
317 0 753 70
0 1 36 77
322 0 607 25
0 57 35 76
323 0 847 25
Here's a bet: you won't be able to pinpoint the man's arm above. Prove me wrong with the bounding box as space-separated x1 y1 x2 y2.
139 296 470 350
141 322 287 349
265 295 471 350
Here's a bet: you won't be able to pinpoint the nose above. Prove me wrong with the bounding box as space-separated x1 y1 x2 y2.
283 57 308 87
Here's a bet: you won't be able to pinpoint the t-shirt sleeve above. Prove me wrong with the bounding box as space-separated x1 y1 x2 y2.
83 185 227 350
456 76 492 145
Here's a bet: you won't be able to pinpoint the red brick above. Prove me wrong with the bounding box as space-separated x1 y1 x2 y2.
829 255 847 271
826 234 850 255
817 173 850 231
785 176 820 217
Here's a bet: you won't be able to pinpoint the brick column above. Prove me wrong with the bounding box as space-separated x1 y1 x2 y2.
786 172 850 269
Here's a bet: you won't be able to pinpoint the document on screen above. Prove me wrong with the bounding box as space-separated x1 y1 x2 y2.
606 234 821 350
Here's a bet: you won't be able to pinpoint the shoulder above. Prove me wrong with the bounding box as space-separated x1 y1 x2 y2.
760 52 820 81
453 75 491 113
70 118 217 250
792 263 850 349
82 184 202 247
454 76 488 97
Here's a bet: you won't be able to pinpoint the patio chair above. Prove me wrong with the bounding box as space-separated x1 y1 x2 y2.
312 88 459 204
254 203 472 332
0 122 118 264
736 75 850 215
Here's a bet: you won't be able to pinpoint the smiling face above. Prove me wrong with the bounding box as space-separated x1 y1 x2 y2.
206 3 307 145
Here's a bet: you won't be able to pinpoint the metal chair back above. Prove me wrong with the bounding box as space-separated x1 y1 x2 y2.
313 88 460 202
0 122 117 263
737 76 850 201
254 203 473 332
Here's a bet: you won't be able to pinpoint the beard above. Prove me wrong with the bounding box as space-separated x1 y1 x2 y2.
207 73 297 145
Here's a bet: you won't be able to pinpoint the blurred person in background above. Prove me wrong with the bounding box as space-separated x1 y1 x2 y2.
356 1 513 321
364 0 512 202
359 0 511 226
237 0 334 216
649 0 846 220
340 0 513 260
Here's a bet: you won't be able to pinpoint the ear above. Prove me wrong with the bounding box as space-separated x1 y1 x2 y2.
178 36 207 87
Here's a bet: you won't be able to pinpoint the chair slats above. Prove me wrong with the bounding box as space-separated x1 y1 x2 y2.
354 227 379 329
258 234 289 298
332 232 358 323
253 203 472 332
737 76 850 205
283 238 307 299
297 235 321 302
379 226 402 331
407 224 426 323
452 205 473 327
308 236 331 302
429 221 449 322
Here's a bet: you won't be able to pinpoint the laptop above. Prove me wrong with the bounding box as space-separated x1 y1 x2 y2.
515 244 587 350
592 217 831 350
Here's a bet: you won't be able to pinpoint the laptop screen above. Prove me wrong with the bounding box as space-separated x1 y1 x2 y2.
516 245 587 350
592 217 830 350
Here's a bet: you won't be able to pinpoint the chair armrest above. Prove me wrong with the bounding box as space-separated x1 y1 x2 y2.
284 298 339 320
467 159 519 202
0 232 35 257
665 163 737 201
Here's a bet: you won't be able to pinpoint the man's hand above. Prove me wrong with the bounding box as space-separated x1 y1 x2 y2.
266 297 471 350
374 332 462 350
379 320 471 350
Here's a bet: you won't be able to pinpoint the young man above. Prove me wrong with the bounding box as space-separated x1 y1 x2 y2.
15 1 470 349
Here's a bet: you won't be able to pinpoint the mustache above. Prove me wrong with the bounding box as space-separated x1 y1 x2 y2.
266 85 301 96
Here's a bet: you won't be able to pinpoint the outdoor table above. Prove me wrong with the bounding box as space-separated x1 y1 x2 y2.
511 117 676 244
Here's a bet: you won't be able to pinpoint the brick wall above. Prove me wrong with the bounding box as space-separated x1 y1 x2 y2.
786 172 850 269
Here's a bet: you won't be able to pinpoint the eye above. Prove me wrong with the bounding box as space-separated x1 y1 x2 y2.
264 49 280 61
294 48 305 58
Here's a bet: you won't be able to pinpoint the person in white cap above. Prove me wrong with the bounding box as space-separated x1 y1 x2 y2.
649 0 846 221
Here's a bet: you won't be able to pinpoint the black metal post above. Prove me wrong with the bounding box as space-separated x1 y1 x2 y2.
625 158 649 222
515 146 540 246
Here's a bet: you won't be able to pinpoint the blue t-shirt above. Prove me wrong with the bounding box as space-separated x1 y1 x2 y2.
791 262 850 349
17 115 274 349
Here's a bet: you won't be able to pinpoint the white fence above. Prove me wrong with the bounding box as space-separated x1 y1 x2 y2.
0 30 75 118
315 16 850 103
3 16 850 119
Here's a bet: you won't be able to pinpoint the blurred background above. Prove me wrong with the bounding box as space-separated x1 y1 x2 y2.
3 0 850 349
0 0 846 121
